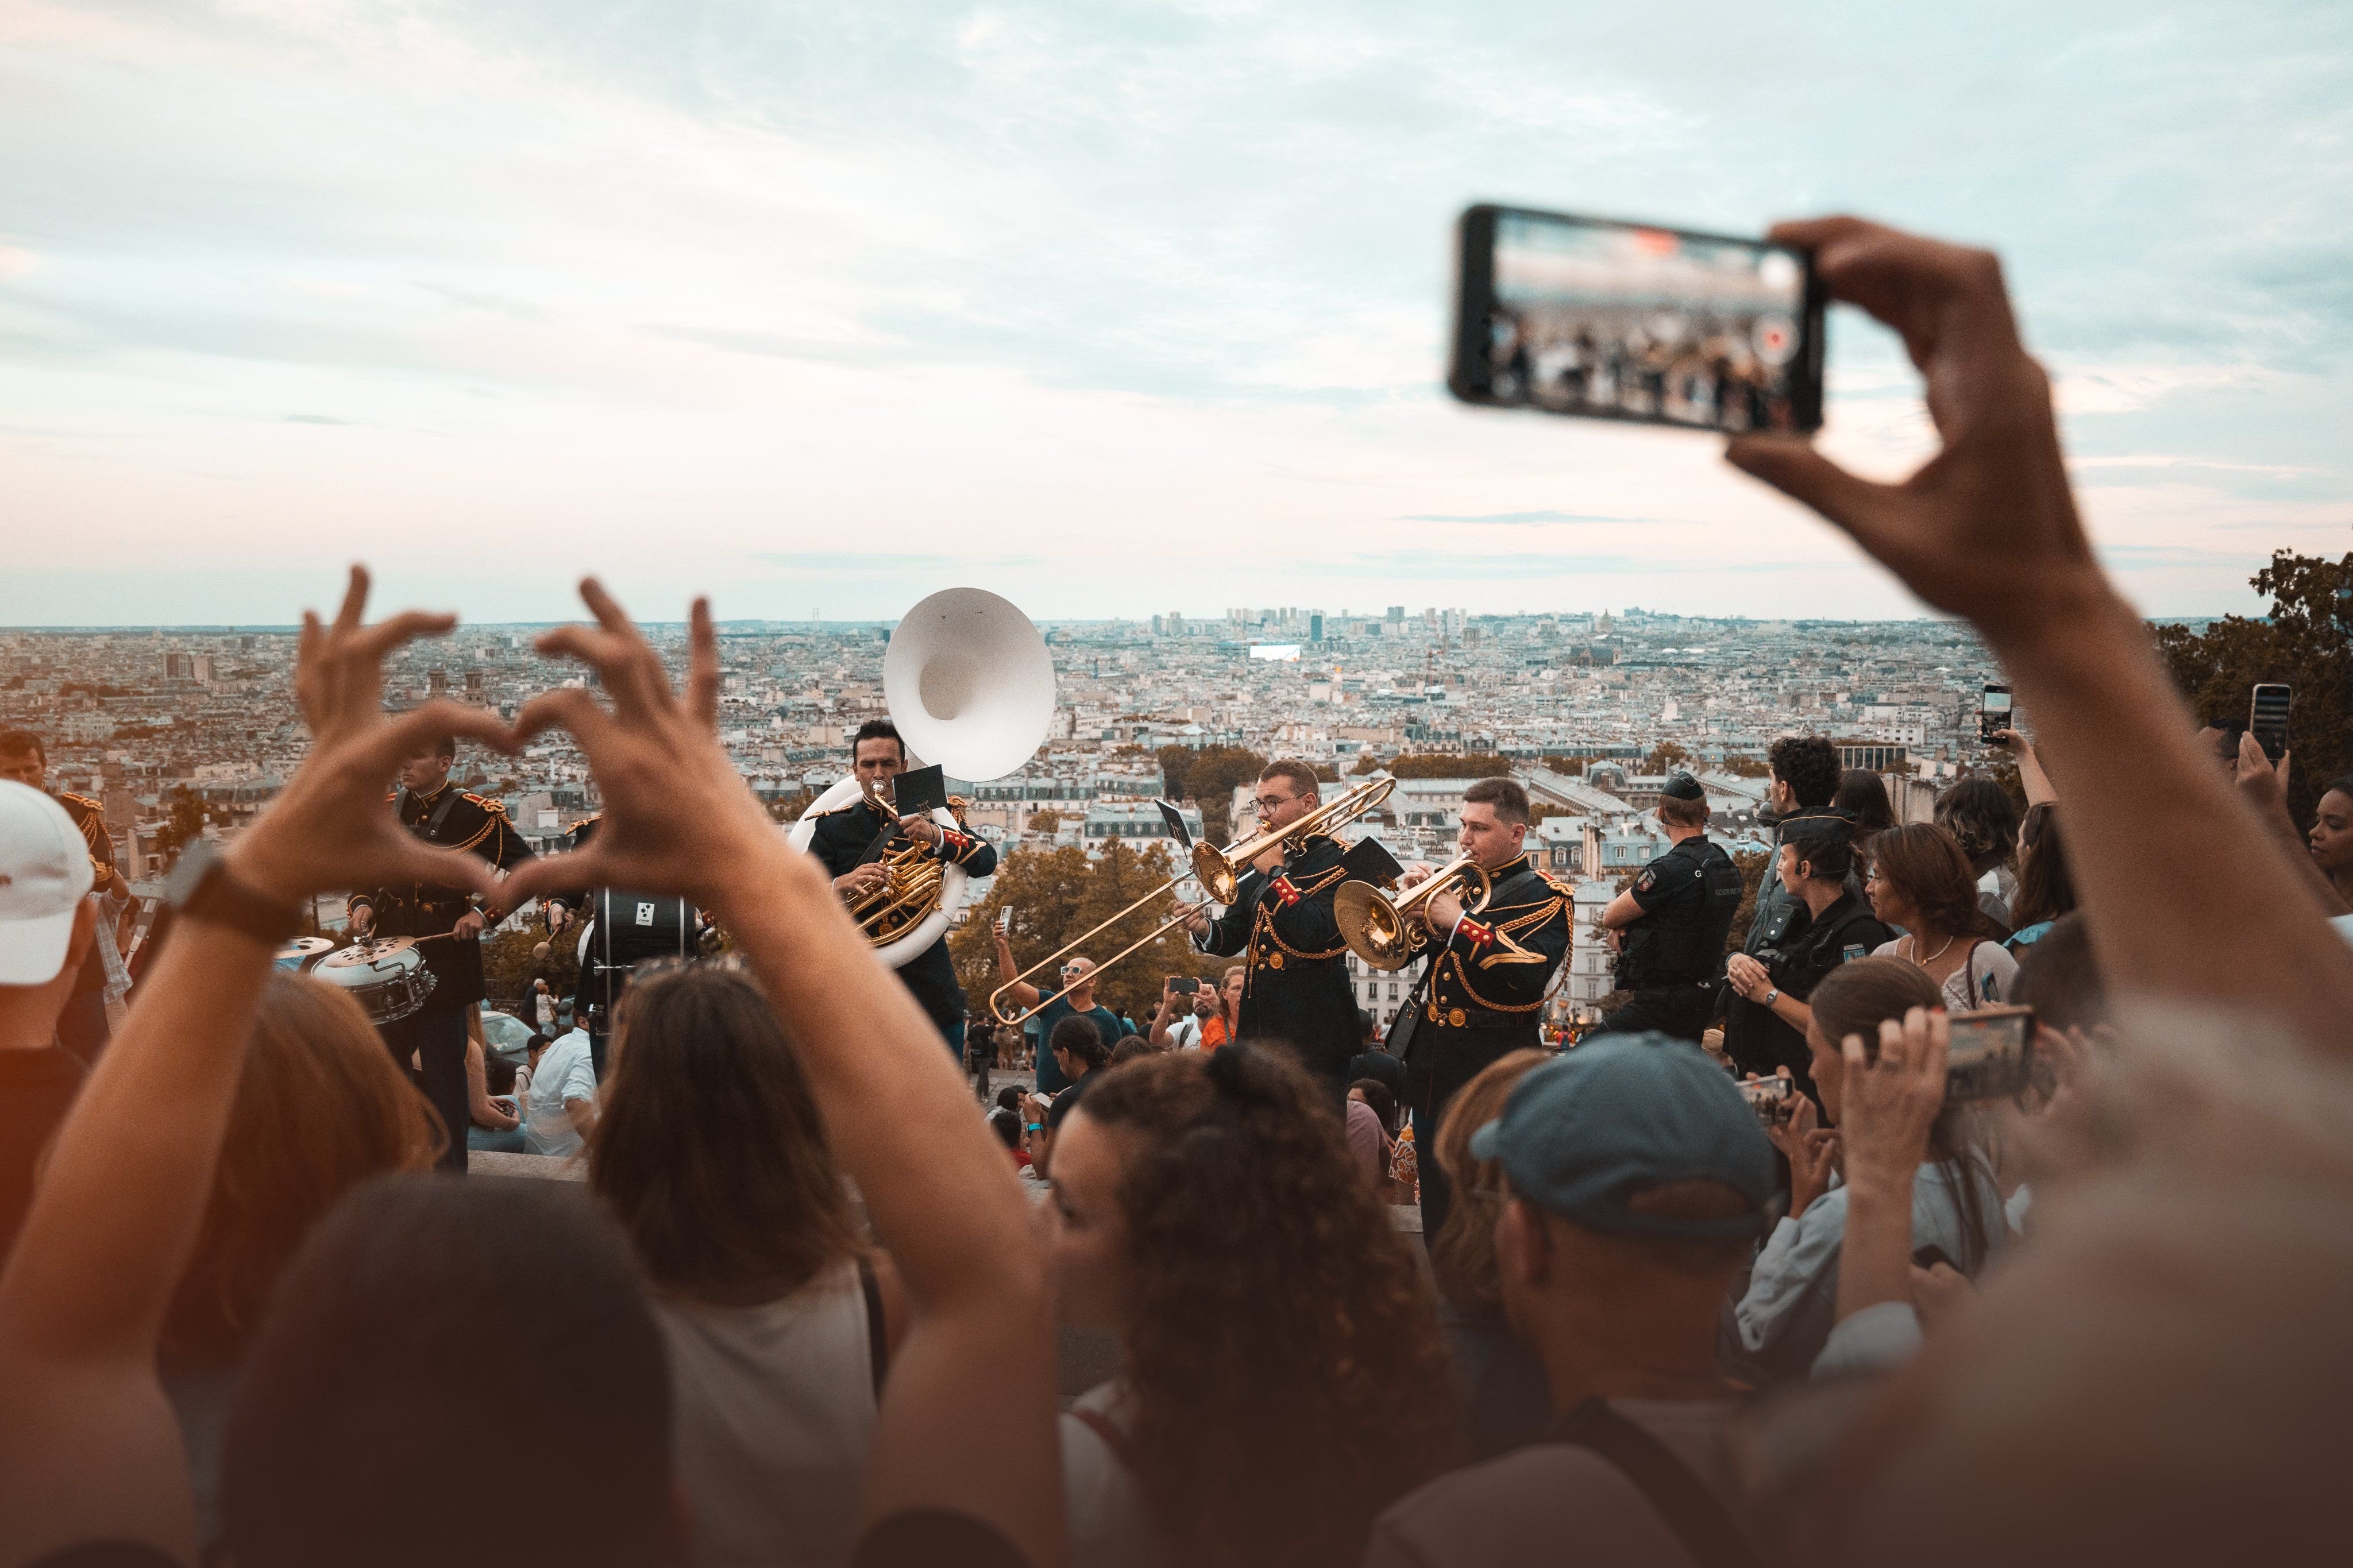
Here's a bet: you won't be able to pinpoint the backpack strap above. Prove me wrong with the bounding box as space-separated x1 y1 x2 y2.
1548 1398 1767 1568
1070 1407 1139 1473
858 1256 889 1403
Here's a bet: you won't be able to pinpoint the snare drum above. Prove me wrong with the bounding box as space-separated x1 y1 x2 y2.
313 937 439 1025
274 936 337 973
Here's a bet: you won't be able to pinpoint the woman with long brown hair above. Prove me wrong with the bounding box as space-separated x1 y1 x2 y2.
588 963 893 1568
1045 1044 1458 1568
1865 822 2017 1010
2007 802 2077 951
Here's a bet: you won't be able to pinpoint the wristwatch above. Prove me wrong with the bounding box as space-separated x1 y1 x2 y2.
1763 988 1781 1007
165 841 304 945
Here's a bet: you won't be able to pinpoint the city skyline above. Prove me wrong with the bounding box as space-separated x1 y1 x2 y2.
5 2 2348 627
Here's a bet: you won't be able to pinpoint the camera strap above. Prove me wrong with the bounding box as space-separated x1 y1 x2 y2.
1546 1397 1766 1568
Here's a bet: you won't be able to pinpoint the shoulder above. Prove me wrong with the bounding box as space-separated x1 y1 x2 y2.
1372 1444 1675 1568
460 791 507 815
56 789 102 813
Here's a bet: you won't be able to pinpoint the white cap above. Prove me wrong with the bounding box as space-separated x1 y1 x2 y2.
0 781 95 986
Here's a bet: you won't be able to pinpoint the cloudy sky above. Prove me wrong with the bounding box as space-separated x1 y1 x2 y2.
3 1 2347 627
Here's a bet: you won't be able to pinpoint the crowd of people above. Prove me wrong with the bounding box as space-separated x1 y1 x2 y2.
3 216 2351 1568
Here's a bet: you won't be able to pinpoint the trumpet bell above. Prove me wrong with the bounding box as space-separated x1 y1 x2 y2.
1335 882 1418 972
884 588 1055 781
1193 840 1241 904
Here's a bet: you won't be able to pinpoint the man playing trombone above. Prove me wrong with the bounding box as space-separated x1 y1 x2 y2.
1182 760 1360 1106
1393 777 1571 1238
805 719 996 1053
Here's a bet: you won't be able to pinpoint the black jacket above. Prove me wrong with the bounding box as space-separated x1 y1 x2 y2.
350 783 536 1013
1195 832 1359 1073
1403 852 1572 1118
805 796 997 1031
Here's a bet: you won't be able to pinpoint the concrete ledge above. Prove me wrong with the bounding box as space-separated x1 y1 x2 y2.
469 1150 587 1181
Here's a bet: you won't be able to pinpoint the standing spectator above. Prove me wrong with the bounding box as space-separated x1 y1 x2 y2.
1348 1025 1409 1109
1728 958 2006 1384
0 730 122 1067
589 963 899 1568
533 975 557 1031
1344 1080 1394 1192
2005 802 2076 951
1721 817 1892 1097
2308 774 2353 913
1834 768 1897 836
1866 823 2017 1010
1423 1048 1553 1462
1936 776 2022 935
992 932 1129 1094
1048 1046 1456 1568
1146 977 1212 1050
0 782 97 1261
1744 733 1846 948
1366 1034 1776 1567
523 1017 599 1156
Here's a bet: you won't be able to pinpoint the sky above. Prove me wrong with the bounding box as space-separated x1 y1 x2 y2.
3 0 2349 628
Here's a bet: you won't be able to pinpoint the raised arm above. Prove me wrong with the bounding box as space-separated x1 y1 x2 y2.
1993 730 2057 808
1727 217 2353 1053
993 925 1043 1011
501 583 1062 1568
0 569 510 1568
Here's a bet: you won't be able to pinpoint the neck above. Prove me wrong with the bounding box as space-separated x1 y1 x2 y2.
1800 878 1842 917
0 994 61 1054
1532 1294 1732 1411
411 775 450 798
1664 821 1706 845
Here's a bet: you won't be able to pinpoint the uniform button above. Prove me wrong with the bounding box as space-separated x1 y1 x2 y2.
1448 1007 1467 1028
1426 1002 1440 1022
1269 951 1284 968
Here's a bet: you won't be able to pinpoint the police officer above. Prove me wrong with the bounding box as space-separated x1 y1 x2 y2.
348 732 535 1173
1395 776 1572 1240
804 719 997 1055
1721 813 1888 1097
1592 774 1743 1043
1183 759 1359 1103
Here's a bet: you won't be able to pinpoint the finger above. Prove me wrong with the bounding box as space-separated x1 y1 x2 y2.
351 610 460 666
499 847 616 909
687 596 719 730
371 702 516 772
1919 1008 1950 1085
1725 438 1904 558
331 565 371 637
577 578 676 713
1762 214 1888 255
1842 1030 1872 1084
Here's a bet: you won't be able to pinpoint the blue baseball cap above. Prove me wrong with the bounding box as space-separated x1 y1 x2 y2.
1469 1032 1776 1242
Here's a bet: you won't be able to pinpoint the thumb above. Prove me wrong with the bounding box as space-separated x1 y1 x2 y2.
1725 436 1899 550
499 848 610 909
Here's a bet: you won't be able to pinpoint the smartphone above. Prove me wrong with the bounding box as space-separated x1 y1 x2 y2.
1980 683 2013 744
1944 1006 2035 1103
1738 1075 1793 1125
2249 684 2291 764
996 906 1012 933
1170 976 1199 995
1450 204 1824 432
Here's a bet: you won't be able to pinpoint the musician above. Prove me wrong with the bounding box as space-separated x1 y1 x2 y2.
1182 759 1359 1104
803 719 997 1053
346 733 535 1172
0 728 125 1066
1396 777 1572 1239
1592 773 1744 1044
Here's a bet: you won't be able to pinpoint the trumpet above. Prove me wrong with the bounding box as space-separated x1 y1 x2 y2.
1334 854 1495 972
988 775 1399 1026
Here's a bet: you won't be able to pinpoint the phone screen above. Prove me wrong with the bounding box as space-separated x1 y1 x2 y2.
1451 205 1823 432
1945 1007 2035 1103
2250 685 2291 764
1980 684 2013 741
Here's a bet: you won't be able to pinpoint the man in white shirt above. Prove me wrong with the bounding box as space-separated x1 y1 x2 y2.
523 1026 599 1156
1364 1033 1777 1568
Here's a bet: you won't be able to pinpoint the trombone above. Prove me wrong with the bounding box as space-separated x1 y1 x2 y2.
1333 854 1495 972
988 775 1399 1026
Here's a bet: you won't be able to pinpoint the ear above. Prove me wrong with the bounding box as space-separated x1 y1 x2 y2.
1496 1197 1551 1291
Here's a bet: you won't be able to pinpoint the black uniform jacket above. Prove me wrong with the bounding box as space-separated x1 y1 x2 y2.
1405 852 1572 1115
1195 831 1359 1071
349 783 536 1014
805 795 997 1031
54 791 119 997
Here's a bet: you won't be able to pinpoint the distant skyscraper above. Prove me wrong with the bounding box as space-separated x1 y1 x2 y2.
1309 612 1324 643
1386 605 1405 625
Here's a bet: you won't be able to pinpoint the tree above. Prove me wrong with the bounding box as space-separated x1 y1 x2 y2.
1723 849 1775 959
1349 752 1383 775
950 839 1225 1023
1162 744 1267 841
2155 550 2353 826
482 924 576 1013
1716 756 1771 779
1645 740 1691 775
1541 755 1594 776
1027 809 1063 834
1382 753 1515 779
151 787 216 875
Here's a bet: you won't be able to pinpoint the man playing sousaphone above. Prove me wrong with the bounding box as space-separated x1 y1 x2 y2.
1183 760 1360 1107
803 719 996 1056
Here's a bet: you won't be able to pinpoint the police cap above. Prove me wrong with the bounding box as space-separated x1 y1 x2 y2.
1659 773 1706 803
1776 809 1854 847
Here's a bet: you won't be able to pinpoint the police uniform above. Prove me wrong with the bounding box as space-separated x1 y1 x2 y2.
1721 812 1885 1093
1403 850 1572 1239
349 781 536 1172
805 791 997 1048
1194 831 1359 1101
52 790 119 1067
1591 779 1745 1045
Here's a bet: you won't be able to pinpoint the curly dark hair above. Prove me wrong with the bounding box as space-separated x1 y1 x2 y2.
1075 1045 1459 1567
1935 776 2022 879
1766 735 1842 810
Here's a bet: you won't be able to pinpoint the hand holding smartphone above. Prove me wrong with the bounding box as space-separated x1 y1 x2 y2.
2249 684 2291 764
1980 683 2013 744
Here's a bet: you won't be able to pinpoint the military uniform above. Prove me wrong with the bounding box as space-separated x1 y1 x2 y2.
1404 851 1572 1238
349 782 536 1172
52 790 119 1067
1194 831 1359 1100
805 794 997 1045
1592 834 1744 1044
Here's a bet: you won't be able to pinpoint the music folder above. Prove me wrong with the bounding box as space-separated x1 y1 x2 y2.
1339 836 1405 888
1155 798 1193 848
892 764 949 816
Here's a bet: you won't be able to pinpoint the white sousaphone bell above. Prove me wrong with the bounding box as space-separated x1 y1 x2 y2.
787 588 1056 969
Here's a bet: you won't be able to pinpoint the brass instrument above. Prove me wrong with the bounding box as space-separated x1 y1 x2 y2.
838 779 977 949
989 775 1398 1026
1333 853 1495 972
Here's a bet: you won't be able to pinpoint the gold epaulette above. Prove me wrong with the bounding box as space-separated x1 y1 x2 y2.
60 790 101 809
464 792 506 813
567 815 600 833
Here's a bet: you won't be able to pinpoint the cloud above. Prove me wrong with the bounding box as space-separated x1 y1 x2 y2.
1396 509 1689 526
282 412 353 425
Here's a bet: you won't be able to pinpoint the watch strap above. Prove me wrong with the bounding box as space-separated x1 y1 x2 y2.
180 858 304 944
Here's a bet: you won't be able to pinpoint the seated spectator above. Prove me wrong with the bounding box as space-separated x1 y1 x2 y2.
1866 823 2018 1009
1109 1034 1158 1068
1423 1048 1553 1461
2005 802 2076 951
1935 777 2022 935
1729 958 2007 1384
589 963 901 1568
1722 818 1893 1098
1344 1079 1394 1191
0 782 97 1262
1348 1030 1409 1109
1367 1034 1775 1567
989 1106 1029 1169
1046 1045 1456 1568
463 1033 523 1153
523 1017 599 1156
1834 767 1896 836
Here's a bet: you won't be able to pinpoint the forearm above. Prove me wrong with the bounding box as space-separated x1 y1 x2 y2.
1992 590 2353 1048
1836 1165 1917 1323
1770 993 1812 1035
2014 744 2056 807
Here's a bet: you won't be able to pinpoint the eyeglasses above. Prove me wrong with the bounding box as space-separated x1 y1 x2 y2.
1253 794 1296 813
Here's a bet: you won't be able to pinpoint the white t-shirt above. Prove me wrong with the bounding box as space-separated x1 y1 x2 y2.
1060 1382 1181 1568
523 1030 597 1156
1164 1013 1202 1050
1365 1398 1748 1568
1872 936 2016 1012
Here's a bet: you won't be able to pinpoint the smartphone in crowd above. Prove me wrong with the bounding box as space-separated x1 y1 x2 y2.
996 906 1013 934
1739 1075 1793 1125
1944 1006 2036 1103
1980 683 2013 743
2249 683 2292 764
1168 975 1200 995
1449 204 1824 433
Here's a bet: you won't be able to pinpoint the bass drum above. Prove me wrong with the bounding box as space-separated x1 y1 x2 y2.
312 937 438 1025
786 774 966 972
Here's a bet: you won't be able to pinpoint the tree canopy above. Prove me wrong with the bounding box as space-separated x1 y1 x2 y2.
1379 752 1516 779
1156 743 1267 841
